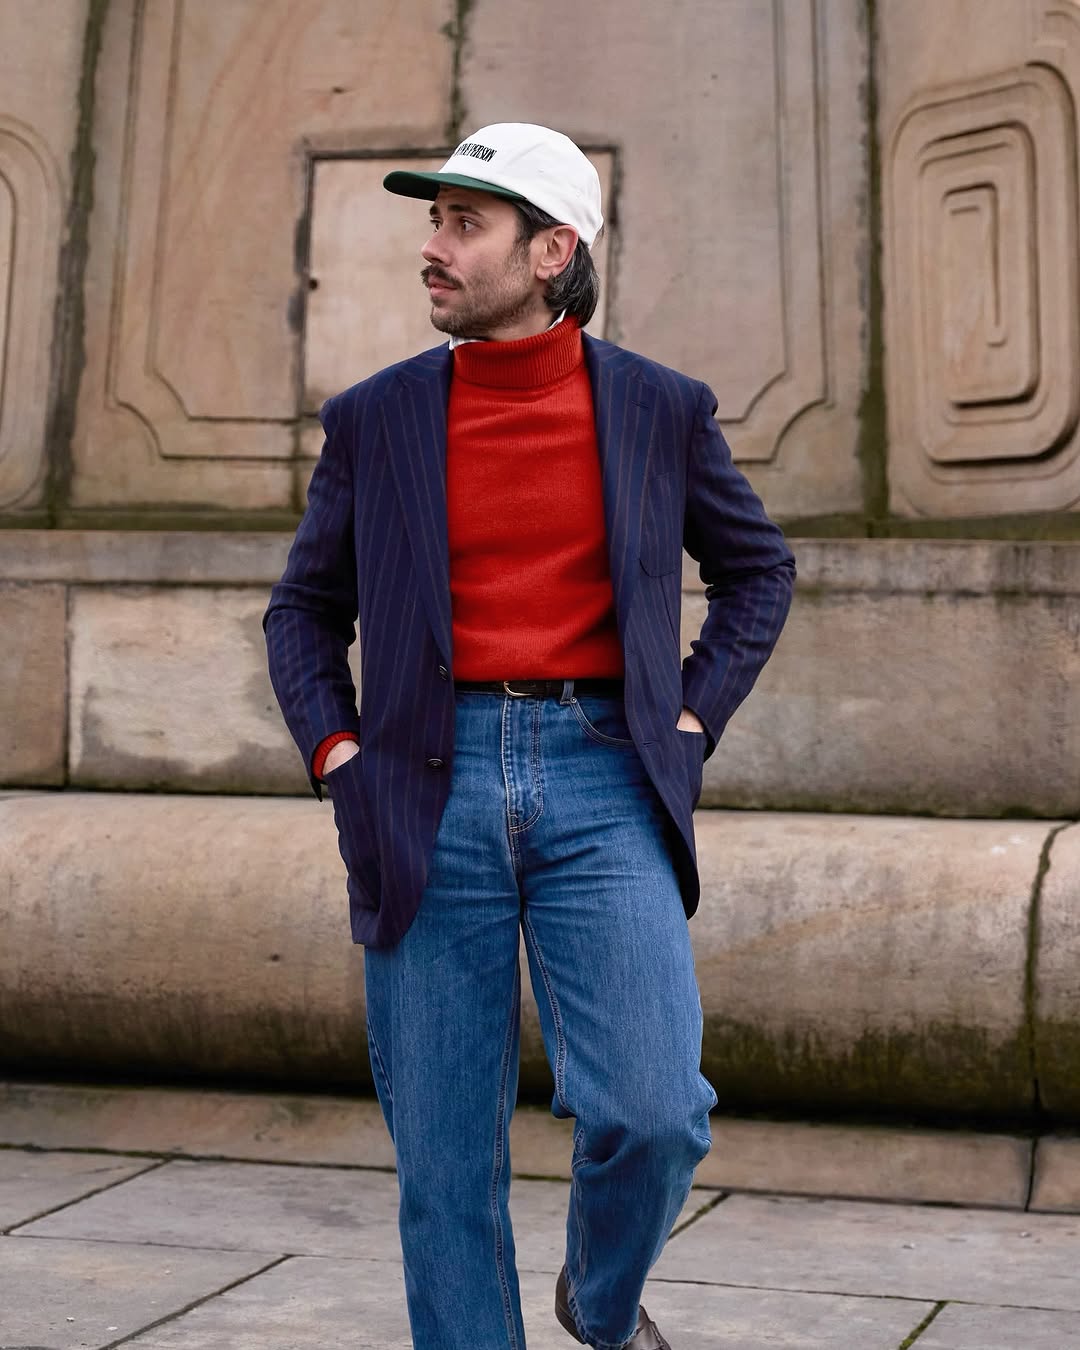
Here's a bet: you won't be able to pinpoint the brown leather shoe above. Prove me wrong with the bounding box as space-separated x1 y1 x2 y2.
555 1266 672 1349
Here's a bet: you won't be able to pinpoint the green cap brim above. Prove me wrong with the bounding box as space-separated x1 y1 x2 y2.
382 169 527 203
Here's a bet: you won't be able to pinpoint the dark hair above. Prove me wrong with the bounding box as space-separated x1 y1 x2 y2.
514 200 601 327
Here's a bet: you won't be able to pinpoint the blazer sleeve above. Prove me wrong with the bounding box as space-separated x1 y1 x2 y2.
263 394 363 796
680 380 796 758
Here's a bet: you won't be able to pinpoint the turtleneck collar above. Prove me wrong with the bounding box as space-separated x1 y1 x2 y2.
451 315 583 390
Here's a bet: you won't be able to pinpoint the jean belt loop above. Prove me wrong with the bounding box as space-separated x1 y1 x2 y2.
560 679 575 705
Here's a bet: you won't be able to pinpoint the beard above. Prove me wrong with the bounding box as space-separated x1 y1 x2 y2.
421 246 538 338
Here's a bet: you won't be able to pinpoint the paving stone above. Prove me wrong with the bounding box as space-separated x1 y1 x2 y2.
612 1279 931 1350
653 1194 1080 1309
0 1235 276 1350
19 1159 402 1258
123 1255 411 1349
916 1303 1080 1349
0 1150 153 1230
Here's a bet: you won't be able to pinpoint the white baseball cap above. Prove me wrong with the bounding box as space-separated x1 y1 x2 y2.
383 123 603 248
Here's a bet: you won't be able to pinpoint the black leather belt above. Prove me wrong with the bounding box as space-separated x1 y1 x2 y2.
456 678 625 698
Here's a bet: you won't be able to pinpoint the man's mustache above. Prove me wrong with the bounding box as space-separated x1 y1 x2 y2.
421 266 459 288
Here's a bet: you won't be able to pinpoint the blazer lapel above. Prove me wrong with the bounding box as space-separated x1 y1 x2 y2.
385 345 454 665
585 335 658 630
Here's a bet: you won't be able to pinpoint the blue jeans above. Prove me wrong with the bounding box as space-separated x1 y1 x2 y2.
362 685 716 1349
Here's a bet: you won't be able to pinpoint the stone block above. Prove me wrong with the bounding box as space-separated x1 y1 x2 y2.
698 1119 1031 1208
67 586 314 793
73 0 453 509
691 540 1080 817
1034 823 1080 1118
1030 1135 1080 1214
462 0 869 521
0 792 367 1084
690 811 1046 1116
0 0 85 512
0 582 66 785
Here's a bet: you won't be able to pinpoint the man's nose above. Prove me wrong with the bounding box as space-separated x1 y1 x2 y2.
421 231 448 265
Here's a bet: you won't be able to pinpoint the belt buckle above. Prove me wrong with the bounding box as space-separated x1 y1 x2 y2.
503 680 530 698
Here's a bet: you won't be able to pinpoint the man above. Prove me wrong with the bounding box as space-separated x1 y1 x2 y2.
265 123 795 1350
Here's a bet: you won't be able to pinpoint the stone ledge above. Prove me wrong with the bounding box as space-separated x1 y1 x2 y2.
0 529 292 584
0 793 1072 1120
5 530 1080 596
0 1080 1041 1210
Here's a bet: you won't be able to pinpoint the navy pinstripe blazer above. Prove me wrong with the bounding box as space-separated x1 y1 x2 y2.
264 333 795 948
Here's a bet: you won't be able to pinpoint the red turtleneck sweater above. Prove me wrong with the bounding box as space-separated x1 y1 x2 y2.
447 317 622 680
312 317 622 779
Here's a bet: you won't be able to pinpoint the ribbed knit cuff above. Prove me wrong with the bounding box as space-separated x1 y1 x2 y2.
312 731 359 781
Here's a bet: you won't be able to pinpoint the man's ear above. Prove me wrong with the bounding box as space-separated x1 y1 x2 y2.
536 225 579 280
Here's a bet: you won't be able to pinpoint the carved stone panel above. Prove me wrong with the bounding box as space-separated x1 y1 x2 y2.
886 65 1080 514
303 151 614 419
0 0 84 512
0 122 64 512
462 0 869 520
73 0 454 509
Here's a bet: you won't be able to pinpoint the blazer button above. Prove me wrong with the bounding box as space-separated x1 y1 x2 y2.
426 757 445 769
437 665 449 681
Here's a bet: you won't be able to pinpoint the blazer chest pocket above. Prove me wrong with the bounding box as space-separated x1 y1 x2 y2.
639 470 683 577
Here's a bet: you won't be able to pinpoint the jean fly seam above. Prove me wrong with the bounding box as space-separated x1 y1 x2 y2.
509 697 544 834
500 695 522 875
490 960 522 1350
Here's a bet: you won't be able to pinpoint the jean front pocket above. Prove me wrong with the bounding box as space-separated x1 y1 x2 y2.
570 695 636 748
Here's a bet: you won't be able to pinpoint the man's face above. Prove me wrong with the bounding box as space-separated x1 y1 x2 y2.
420 188 548 340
